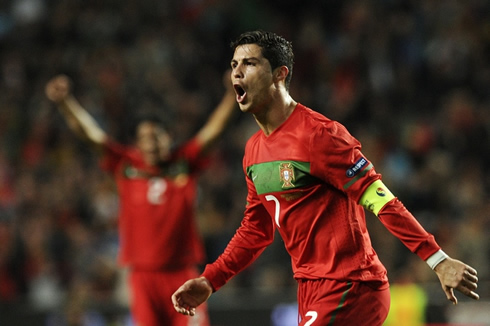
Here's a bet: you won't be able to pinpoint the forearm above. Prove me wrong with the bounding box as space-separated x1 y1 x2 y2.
58 95 107 146
377 198 440 260
360 180 440 260
195 90 237 152
361 181 480 303
201 212 273 291
202 244 267 291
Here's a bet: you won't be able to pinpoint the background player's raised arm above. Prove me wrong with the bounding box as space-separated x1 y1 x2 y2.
195 70 237 153
45 75 107 147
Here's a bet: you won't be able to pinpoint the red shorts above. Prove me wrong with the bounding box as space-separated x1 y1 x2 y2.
297 279 390 326
129 267 210 326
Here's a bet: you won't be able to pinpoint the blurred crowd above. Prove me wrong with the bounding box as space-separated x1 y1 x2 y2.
0 0 489 324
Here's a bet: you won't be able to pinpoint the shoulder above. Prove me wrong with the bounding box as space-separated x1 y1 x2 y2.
100 140 144 173
169 138 209 171
103 139 134 157
295 104 359 150
296 104 350 137
172 138 201 156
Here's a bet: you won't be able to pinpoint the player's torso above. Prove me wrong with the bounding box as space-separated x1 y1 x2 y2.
245 125 329 246
117 159 196 210
115 158 203 267
243 106 385 280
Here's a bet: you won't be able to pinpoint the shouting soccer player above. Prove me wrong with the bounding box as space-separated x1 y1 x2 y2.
172 30 479 325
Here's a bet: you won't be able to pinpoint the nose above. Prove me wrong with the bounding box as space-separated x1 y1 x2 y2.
232 63 243 79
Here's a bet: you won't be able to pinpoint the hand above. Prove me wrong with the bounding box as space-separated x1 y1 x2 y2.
172 276 213 316
45 75 71 103
434 257 479 304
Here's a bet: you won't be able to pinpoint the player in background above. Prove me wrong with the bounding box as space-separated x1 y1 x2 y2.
45 72 237 326
172 30 479 325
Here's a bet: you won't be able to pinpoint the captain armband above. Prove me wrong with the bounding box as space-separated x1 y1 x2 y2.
359 180 395 216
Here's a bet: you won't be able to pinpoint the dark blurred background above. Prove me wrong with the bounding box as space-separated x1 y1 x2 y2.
0 0 489 325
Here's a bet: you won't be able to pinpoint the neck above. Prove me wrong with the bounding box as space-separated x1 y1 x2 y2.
254 94 297 136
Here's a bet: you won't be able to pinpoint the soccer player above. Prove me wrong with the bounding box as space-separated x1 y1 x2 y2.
171 30 480 325
45 73 237 326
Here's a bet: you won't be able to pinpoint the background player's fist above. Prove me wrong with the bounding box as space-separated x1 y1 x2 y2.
45 75 71 103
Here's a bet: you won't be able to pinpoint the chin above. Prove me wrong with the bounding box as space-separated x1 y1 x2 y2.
238 103 252 113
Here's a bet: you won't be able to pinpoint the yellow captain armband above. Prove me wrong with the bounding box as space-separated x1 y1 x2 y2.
359 180 395 216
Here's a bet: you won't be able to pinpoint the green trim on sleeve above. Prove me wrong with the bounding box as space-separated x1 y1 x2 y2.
343 163 373 190
359 179 395 216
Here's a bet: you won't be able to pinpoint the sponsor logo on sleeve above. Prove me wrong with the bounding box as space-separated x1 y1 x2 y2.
345 157 368 178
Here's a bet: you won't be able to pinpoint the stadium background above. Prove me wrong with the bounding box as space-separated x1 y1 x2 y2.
0 0 488 325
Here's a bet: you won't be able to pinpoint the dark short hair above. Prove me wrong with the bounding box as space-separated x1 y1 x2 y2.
128 113 168 139
231 30 294 90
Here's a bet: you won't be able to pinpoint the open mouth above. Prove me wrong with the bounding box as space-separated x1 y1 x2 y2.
234 84 247 103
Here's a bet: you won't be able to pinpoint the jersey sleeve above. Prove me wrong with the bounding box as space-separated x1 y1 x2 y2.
377 198 441 260
99 139 127 174
174 137 209 174
309 121 380 202
309 121 441 261
201 172 275 291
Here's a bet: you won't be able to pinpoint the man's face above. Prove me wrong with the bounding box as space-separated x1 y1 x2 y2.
136 121 171 166
231 44 275 114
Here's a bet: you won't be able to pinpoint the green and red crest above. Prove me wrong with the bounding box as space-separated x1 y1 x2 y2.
279 162 295 188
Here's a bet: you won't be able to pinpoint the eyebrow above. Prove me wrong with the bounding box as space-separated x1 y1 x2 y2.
231 57 260 65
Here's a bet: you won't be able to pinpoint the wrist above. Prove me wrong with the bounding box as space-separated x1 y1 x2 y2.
426 249 449 270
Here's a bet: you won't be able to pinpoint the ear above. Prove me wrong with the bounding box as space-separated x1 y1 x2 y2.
273 66 289 84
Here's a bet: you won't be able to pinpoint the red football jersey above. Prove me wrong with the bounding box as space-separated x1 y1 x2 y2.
101 138 206 270
202 103 439 290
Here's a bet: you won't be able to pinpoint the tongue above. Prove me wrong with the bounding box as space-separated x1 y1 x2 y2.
237 91 246 103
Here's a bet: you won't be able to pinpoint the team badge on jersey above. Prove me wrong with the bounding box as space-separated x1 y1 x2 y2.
279 162 295 188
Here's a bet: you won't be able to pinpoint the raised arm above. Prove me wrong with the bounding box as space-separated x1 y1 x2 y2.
45 75 107 148
195 70 237 153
